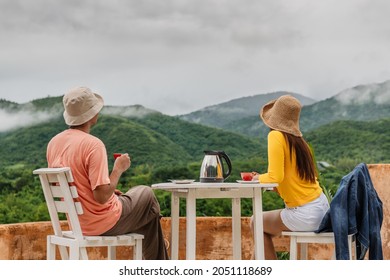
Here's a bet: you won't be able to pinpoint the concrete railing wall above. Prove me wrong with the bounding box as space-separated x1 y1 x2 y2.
0 164 389 260
0 218 292 260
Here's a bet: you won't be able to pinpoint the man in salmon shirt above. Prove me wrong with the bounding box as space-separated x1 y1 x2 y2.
47 86 169 260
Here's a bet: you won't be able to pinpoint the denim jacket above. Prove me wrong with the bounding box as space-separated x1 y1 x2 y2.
316 163 383 260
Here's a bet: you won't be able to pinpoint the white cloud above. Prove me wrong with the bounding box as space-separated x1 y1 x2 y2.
102 105 157 118
0 108 57 132
1 0 390 115
335 80 390 105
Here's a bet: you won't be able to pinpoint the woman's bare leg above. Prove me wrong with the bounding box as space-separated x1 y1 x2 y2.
252 209 290 260
263 209 290 259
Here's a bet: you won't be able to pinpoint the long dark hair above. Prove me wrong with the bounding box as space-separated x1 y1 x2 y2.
283 132 317 183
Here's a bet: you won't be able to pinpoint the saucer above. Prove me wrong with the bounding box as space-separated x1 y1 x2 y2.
236 180 258 184
169 179 196 184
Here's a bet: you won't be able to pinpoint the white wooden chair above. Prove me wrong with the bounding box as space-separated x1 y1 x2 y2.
282 231 356 260
33 167 144 260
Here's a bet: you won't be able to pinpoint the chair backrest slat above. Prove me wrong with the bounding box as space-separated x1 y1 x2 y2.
74 201 83 214
54 201 68 213
50 185 79 199
33 167 84 240
53 201 83 215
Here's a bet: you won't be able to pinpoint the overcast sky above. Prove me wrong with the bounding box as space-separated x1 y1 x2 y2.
1 0 390 115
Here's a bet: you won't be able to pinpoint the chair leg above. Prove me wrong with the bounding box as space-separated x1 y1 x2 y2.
69 243 81 260
134 238 143 260
107 246 116 260
47 236 56 260
79 247 88 260
289 236 298 260
58 245 69 260
348 235 357 260
348 236 352 260
300 243 308 260
331 249 336 260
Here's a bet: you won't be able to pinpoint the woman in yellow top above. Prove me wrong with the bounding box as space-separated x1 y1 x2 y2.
253 95 329 260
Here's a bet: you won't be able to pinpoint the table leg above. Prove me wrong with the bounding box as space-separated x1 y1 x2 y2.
171 192 180 260
253 187 265 259
186 189 196 260
232 197 241 259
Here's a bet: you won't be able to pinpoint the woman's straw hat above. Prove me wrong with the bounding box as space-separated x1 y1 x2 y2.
260 94 303 137
63 86 104 126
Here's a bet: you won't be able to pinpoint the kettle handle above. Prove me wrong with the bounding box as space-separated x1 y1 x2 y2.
219 151 232 179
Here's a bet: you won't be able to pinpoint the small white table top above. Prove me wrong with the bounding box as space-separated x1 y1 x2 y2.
152 181 277 189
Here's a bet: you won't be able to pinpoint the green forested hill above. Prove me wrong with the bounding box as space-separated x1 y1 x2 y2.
0 116 65 168
0 113 265 169
0 110 268 223
1 95 389 224
305 118 390 166
127 112 265 162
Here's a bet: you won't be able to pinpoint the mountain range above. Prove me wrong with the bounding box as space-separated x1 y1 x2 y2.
0 105 264 169
179 91 316 129
0 79 389 170
179 80 390 137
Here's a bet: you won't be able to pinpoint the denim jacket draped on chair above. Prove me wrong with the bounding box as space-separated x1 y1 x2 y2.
316 163 383 260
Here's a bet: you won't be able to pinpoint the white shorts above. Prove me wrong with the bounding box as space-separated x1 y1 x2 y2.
281 193 330 232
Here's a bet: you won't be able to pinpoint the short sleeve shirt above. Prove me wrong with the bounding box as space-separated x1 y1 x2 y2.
47 129 122 235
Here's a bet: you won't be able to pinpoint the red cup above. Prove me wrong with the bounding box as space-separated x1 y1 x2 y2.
241 172 253 181
113 153 122 159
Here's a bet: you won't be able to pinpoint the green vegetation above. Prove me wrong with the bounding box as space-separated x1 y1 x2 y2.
305 119 390 165
0 111 268 223
0 97 389 224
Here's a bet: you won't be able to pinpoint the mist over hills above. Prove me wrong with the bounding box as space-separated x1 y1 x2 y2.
301 80 390 132
0 109 264 169
178 80 390 137
0 97 158 133
1 79 389 136
1 79 389 169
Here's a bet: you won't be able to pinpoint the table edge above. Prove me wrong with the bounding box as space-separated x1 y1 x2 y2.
151 182 278 189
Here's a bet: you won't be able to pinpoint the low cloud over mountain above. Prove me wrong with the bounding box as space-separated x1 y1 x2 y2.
335 80 390 105
0 110 55 132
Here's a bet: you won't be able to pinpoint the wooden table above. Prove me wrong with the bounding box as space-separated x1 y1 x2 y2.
151 181 277 260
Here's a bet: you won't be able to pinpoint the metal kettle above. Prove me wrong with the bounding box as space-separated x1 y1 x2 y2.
199 150 232 183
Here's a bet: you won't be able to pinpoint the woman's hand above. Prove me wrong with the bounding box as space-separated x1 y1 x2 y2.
252 172 259 181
